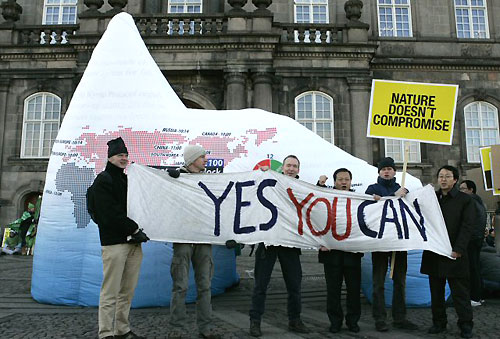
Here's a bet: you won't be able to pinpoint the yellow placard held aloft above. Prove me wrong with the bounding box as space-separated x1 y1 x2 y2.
367 80 459 145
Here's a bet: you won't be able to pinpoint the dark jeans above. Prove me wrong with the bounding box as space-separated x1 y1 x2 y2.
249 244 302 322
467 238 483 302
324 262 361 328
429 275 473 329
371 251 407 323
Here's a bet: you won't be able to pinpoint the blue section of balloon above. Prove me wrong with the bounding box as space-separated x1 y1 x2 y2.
31 224 239 307
361 250 451 307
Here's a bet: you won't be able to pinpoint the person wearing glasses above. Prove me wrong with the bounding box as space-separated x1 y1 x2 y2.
420 165 475 339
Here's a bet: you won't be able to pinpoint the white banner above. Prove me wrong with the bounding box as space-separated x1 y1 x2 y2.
128 164 452 258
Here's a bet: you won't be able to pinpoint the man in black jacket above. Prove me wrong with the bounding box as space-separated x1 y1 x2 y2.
459 180 487 307
365 157 417 332
318 168 362 333
249 155 309 337
421 165 475 339
92 137 148 339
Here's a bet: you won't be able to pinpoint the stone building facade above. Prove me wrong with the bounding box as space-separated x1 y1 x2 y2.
0 0 499 225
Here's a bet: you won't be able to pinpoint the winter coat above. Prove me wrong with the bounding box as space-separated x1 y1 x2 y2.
365 176 401 197
93 161 138 246
470 194 487 240
420 185 475 278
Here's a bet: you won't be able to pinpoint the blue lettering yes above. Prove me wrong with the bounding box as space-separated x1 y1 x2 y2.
198 179 278 236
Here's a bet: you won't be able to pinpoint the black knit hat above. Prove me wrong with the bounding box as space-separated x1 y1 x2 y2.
377 157 396 172
107 137 128 158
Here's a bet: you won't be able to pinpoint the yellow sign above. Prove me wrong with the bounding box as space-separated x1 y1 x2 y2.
479 146 500 195
367 80 458 145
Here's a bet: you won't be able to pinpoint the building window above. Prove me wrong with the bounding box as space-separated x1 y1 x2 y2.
385 139 420 163
43 0 78 25
294 0 328 24
377 0 412 37
465 101 499 163
21 93 61 158
167 0 202 35
454 0 489 38
295 92 334 143
168 0 202 13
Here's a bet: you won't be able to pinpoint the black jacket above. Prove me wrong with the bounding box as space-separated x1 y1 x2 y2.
365 176 401 197
420 185 475 278
93 161 138 246
470 193 487 240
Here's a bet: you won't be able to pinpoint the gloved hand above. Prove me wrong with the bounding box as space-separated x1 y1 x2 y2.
225 240 238 249
128 229 150 244
167 168 180 178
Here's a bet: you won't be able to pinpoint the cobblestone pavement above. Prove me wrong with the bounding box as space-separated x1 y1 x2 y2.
0 248 499 338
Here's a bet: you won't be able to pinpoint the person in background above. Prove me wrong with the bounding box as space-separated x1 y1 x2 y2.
421 165 475 339
365 157 417 332
318 168 362 333
459 180 487 307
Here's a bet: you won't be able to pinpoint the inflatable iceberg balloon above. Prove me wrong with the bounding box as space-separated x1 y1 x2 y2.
32 13 423 307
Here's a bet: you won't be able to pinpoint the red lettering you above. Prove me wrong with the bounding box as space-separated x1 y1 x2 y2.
287 188 352 241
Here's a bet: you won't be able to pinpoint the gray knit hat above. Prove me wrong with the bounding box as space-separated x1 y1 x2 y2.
184 145 206 166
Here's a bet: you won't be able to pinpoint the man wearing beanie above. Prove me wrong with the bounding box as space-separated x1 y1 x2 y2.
90 137 148 339
168 144 220 339
365 157 417 332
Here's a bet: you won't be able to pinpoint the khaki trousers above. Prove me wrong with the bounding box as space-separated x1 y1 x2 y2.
98 243 143 338
170 243 214 334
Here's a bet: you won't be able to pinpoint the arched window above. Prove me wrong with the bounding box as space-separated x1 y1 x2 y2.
377 0 412 37
21 93 61 158
43 0 78 25
464 101 499 162
295 91 334 143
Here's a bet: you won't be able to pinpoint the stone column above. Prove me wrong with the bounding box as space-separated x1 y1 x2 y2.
348 77 372 163
225 71 247 109
0 79 10 199
252 72 273 111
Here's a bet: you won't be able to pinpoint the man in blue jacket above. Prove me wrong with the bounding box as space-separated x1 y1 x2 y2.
365 157 417 332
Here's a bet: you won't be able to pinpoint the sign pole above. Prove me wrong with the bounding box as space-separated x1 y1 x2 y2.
390 140 410 278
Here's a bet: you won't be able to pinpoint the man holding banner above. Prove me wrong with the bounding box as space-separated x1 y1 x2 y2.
168 145 220 339
318 168 362 333
249 155 309 337
421 165 475 339
365 157 418 332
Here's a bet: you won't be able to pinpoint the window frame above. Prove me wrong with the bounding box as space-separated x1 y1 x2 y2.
42 0 78 25
464 101 499 163
454 0 490 39
293 0 329 24
376 0 413 38
384 139 421 163
167 0 203 14
20 92 62 159
294 91 334 144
